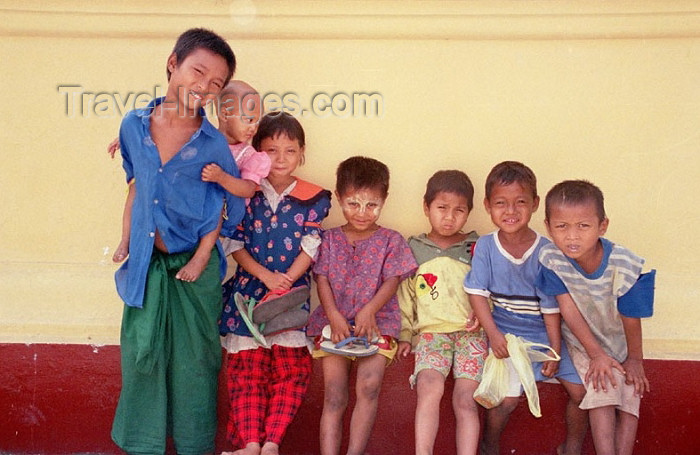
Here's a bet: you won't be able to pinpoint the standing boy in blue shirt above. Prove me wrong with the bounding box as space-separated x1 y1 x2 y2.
111 28 245 455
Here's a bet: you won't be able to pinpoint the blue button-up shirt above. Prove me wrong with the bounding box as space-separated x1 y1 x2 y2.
115 97 245 308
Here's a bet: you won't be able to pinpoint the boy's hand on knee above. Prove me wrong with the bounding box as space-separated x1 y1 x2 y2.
622 358 650 397
586 354 625 392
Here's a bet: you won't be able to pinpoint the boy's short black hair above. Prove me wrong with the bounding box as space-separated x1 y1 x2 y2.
423 170 474 211
485 161 538 199
545 179 606 221
167 28 236 85
336 156 390 198
252 112 306 158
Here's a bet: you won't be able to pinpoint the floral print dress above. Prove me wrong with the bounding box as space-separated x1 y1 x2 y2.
219 178 331 337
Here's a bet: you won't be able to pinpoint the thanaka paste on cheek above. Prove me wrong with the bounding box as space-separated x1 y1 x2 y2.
342 195 384 217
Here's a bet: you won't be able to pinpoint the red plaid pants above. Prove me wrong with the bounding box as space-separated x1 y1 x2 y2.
226 345 312 447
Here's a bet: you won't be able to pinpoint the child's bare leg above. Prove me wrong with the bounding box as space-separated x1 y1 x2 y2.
453 378 480 455
347 354 387 455
480 396 518 455
260 441 279 455
113 183 135 262
176 250 211 282
589 406 616 455
176 218 220 282
227 442 261 455
320 355 351 455
615 411 639 455
558 379 588 455
414 369 445 455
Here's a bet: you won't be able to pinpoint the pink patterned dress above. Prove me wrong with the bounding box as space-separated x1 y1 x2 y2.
307 226 418 339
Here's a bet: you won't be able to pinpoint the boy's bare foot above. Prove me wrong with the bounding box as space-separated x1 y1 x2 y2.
112 239 129 263
228 442 261 455
260 442 279 455
176 254 209 282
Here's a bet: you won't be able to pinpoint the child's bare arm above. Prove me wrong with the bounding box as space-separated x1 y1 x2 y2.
175 215 222 282
556 293 625 392
113 182 135 263
231 248 293 291
201 163 257 198
620 315 650 396
397 277 416 358
316 274 351 343
354 275 400 339
542 312 562 377
469 294 508 358
283 250 313 284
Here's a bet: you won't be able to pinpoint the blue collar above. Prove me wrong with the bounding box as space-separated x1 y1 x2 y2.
136 96 218 138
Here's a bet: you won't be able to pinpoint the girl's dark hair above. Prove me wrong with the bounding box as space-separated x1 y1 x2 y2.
424 170 474 210
545 180 606 221
252 112 306 157
336 156 390 198
167 28 236 85
485 161 538 199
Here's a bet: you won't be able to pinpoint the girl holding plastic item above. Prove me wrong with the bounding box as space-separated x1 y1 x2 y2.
306 156 417 455
219 112 331 455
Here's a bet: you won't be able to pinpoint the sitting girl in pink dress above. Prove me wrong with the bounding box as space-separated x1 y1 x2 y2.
306 156 418 455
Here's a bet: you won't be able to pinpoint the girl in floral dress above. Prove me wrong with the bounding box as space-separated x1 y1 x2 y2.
306 156 418 455
219 112 331 455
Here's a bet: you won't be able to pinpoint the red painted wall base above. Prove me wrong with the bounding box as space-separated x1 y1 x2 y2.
1 344 698 454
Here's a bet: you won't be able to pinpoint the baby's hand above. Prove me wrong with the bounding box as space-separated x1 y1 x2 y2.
465 312 481 332
397 341 412 360
201 163 223 183
107 137 120 158
622 358 650 397
586 353 625 393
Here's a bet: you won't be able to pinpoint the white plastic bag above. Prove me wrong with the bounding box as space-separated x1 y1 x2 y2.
473 351 509 409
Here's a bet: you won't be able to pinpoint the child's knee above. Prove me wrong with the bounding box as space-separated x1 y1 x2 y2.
323 384 349 412
415 370 446 397
494 396 519 415
452 389 479 414
356 374 383 401
563 381 586 405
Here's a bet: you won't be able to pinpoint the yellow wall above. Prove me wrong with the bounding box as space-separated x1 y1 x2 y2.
1 1 699 359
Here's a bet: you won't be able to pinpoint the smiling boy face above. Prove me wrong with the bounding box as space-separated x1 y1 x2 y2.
166 47 230 115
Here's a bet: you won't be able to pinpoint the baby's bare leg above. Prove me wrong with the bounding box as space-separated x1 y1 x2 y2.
176 252 211 282
176 218 221 282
